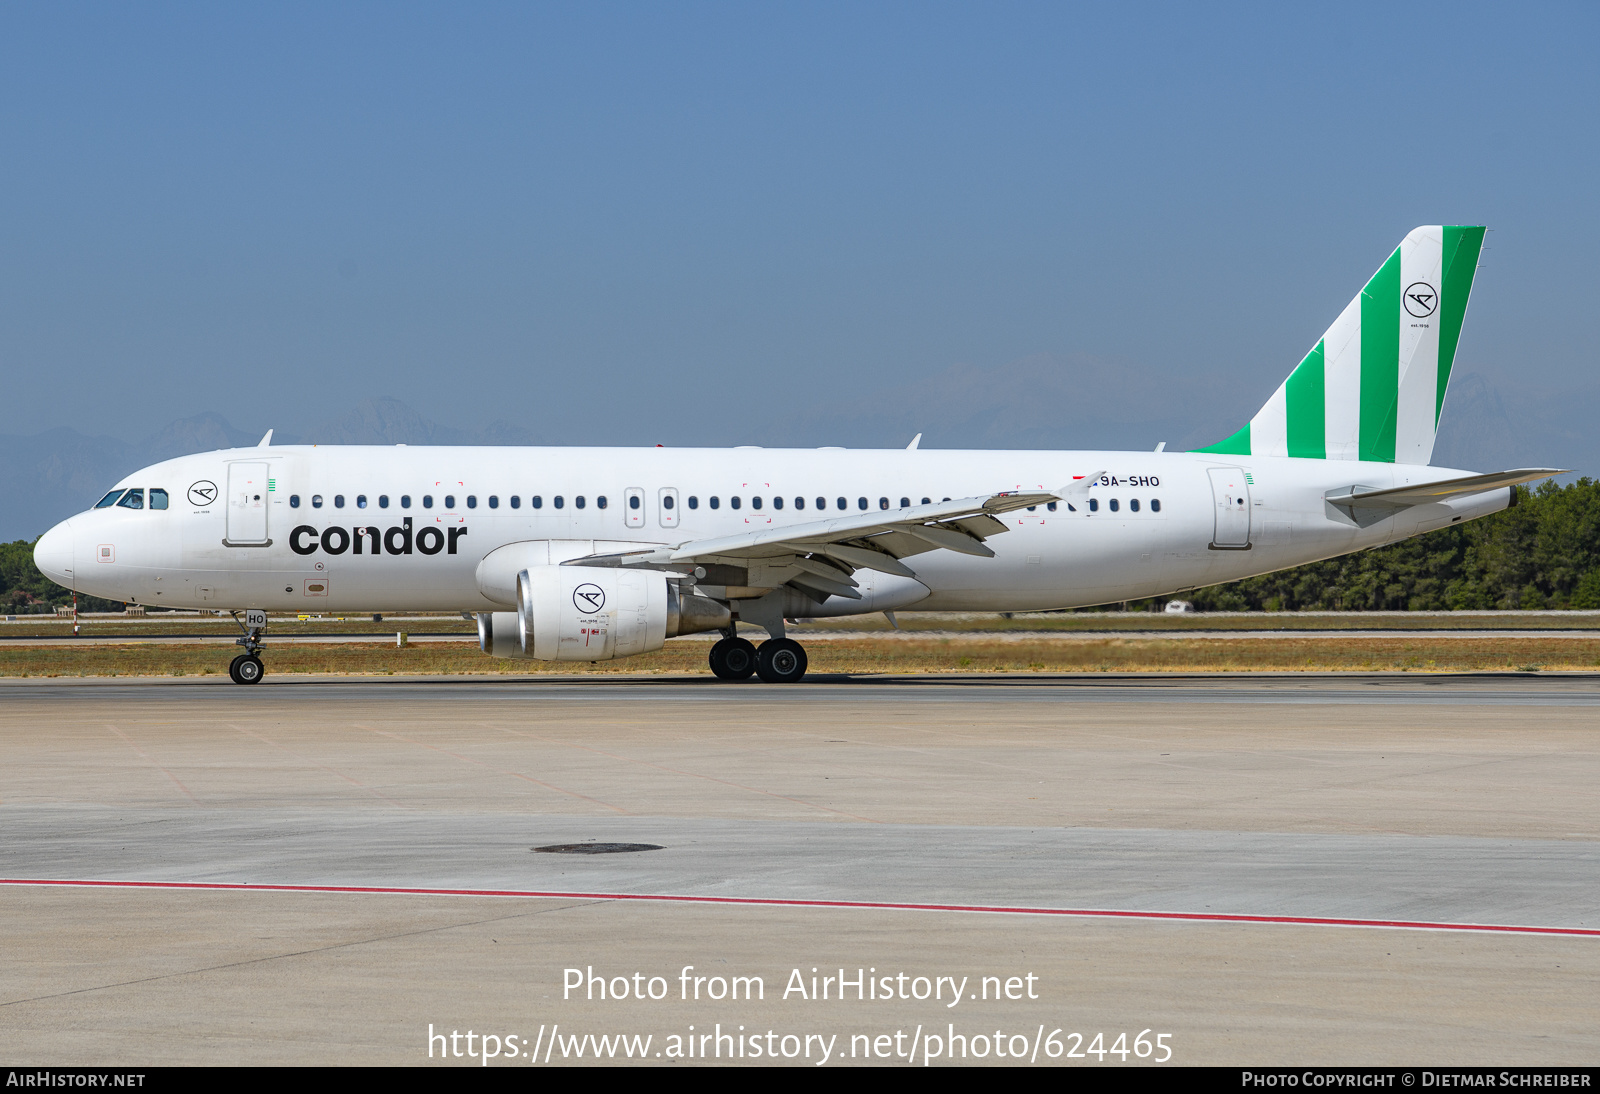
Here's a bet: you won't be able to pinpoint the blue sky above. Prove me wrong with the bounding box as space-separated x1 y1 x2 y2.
2 2 1595 451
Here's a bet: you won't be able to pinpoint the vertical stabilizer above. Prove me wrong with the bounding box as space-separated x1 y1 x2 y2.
1196 225 1485 465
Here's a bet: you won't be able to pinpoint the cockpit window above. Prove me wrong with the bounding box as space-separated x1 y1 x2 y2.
94 490 125 509
149 488 169 510
116 488 145 510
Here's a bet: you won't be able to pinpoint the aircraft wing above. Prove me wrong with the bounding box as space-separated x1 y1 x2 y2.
565 488 1065 602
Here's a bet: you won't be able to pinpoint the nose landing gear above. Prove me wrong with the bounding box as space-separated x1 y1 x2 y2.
228 609 268 685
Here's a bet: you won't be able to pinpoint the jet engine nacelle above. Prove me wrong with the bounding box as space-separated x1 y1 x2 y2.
476 565 731 662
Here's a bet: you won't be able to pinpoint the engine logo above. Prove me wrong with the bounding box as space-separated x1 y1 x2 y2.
573 583 606 614
1403 282 1438 318
188 480 218 506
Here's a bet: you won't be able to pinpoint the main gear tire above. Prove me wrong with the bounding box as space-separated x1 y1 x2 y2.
709 636 757 681
755 638 808 683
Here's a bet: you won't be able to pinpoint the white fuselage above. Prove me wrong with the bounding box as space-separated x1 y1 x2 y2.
33 445 1510 615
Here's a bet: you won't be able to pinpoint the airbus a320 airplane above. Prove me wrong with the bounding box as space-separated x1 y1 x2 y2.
33 226 1562 684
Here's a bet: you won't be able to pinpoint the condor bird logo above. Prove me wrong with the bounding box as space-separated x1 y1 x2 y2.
187 480 218 506
1403 282 1438 318
573 584 606 614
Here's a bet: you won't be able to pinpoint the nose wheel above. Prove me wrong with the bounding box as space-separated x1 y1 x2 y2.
229 654 265 685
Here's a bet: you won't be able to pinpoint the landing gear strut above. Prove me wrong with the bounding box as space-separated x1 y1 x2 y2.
228 609 268 685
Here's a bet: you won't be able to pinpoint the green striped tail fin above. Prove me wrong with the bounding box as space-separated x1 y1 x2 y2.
1196 226 1485 465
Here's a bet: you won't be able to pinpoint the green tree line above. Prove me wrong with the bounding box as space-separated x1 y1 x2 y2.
5 478 1599 615
1 540 124 613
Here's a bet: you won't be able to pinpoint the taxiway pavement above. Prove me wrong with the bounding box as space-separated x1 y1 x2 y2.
2 674 1597 1065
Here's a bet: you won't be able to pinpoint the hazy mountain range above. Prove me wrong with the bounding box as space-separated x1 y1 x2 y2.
0 363 1585 543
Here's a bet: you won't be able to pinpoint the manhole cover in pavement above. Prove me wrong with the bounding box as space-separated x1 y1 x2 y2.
532 843 663 855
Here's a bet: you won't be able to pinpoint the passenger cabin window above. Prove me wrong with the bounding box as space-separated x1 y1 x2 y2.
1109 498 1120 512
836 498 846 510
597 496 607 509
900 497 910 508
629 495 641 510
466 496 477 509
688 496 699 509
751 497 762 510
116 489 144 510
94 490 124 508
334 494 346 508
921 497 931 505
444 495 455 509
709 497 720 510
575 496 586 509
858 497 868 510
1088 498 1099 512
1130 499 1140 512
488 496 498 509
1047 501 1057 512
290 494 301 508
663 495 675 510
357 495 368 508
795 497 805 510
554 496 564 509
879 497 889 510
773 496 783 509
509 496 520 509
401 495 411 508
531 495 542 509
730 496 741 510
379 495 390 508
422 495 433 509
149 488 168 510
1151 498 1161 512
312 495 324 508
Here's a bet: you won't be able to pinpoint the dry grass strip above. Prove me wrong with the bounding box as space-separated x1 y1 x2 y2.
0 636 1594 678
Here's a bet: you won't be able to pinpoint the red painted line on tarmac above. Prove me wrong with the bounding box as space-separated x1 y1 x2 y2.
1 877 1596 938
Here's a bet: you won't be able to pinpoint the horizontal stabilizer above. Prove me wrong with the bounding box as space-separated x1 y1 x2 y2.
1330 468 1567 508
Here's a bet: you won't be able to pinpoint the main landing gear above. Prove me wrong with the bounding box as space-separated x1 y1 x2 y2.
228 609 268 685
708 635 809 683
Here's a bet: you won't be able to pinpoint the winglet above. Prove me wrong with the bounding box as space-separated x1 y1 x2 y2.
258 429 274 447
906 433 922 450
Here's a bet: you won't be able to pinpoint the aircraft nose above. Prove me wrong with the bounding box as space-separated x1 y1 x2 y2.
33 519 75 587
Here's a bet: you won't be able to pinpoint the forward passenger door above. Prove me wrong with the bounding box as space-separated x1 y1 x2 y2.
225 461 271 546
